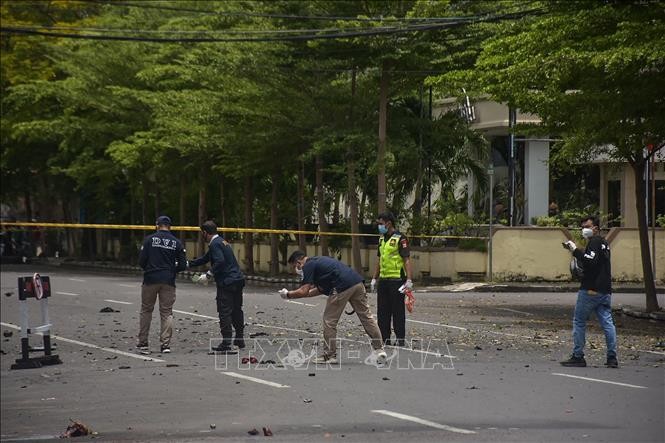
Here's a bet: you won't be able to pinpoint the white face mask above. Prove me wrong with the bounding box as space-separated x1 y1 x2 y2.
295 264 304 279
582 228 594 239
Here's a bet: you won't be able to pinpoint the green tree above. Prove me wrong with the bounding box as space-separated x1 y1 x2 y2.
434 0 664 311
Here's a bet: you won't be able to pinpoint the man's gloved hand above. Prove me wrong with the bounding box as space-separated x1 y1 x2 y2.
192 272 209 285
370 278 377 293
564 240 577 252
278 288 289 299
404 279 414 290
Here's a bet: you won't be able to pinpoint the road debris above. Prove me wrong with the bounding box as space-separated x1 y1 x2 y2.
262 426 273 436
60 419 92 438
99 307 119 313
248 428 259 435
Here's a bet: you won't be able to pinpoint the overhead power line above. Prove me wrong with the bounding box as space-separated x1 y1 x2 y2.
0 9 543 43
89 0 490 22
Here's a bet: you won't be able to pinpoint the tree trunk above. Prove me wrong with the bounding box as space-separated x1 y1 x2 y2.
315 155 329 256
141 180 148 225
348 68 362 273
197 166 207 257
179 175 186 242
630 160 660 312
297 160 306 251
154 183 161 220
270 169 279 275
332 191 340 225
377 59 391 215
411 83 425 247
243 175 255 274
220 177 226 227
24 188 32 221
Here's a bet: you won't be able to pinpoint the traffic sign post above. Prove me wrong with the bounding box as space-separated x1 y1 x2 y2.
11 274 62 370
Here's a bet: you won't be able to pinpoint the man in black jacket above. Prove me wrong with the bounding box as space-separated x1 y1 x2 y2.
137 215 187 355
561 216 618 368
190 220 245 353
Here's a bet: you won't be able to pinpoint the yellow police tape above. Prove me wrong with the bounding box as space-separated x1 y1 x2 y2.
0 222 487 240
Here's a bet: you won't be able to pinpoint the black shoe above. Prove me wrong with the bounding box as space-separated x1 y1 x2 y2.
605 357 619 368
395 339 407 347
560 355 587 367
160 345 171 354
233 337 246 349
212 344 237 354
383 340 394 347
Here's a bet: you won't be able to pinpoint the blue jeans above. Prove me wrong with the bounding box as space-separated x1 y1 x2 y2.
572 289 617 359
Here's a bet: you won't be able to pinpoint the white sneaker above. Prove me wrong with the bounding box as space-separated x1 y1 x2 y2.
313 355 337 364
375 350 388 366
137 345 150 355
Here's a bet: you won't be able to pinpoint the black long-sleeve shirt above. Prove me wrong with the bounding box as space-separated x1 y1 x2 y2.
189 235 244 287
138 230 187 286
573 235 612 294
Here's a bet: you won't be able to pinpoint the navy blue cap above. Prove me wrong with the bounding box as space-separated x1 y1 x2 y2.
156 215 172 226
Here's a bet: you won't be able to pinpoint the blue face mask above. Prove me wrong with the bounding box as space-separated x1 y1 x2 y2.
378 224 388 235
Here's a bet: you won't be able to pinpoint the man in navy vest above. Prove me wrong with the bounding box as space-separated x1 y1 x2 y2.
137 215 187 355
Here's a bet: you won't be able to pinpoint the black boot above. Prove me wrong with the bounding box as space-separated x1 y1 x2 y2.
560 355 587 367
234 336 246 349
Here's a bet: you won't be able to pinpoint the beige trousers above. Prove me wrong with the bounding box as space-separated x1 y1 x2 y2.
322 282 384 357
138 284 176 347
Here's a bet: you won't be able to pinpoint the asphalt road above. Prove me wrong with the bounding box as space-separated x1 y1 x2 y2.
1 265 664 442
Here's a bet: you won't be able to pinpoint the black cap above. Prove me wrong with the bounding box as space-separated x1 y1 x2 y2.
156 215 172 226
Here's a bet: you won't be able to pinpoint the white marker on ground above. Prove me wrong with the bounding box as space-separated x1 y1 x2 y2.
371 409 476 434
104 299 133 305
117 283 137 288
0 322 164 362
68 278 86 282
552 372 647 389
55 291 79 296
221 371 290 388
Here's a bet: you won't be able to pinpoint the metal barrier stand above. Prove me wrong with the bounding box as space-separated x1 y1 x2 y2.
11 274 62 370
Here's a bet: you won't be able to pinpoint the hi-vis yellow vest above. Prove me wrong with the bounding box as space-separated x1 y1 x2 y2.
379 233 404 278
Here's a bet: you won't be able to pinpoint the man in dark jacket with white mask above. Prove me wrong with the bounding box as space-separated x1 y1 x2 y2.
561 216 617 368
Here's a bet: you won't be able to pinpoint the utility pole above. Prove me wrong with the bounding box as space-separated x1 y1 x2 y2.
508 107 517 226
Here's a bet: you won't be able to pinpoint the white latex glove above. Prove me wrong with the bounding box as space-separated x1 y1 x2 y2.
370 278 377 293
564 240 577 252
404 279 413 290
278 288 289 299
192 272 209 285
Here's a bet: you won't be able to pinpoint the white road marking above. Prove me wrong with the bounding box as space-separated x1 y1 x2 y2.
117 283 137 288
252 322 318 335
371 409 476 434
0 322 164 362
68 278 85 282
407 319 468 331
173 309 217 320
552 373 647 389
55 291 79 296
639 350 665 355
222 371 290 388
496 307 533 316
286 300 317 307
104 299 133 305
